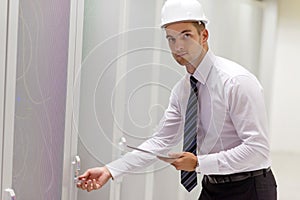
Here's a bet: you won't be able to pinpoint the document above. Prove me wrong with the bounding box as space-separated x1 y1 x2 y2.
126 144 180 163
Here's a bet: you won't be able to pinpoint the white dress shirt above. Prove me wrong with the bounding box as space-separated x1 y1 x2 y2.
106 50 271 178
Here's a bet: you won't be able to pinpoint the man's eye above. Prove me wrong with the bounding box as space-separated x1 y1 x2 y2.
183 34 191 39
168 37 175 43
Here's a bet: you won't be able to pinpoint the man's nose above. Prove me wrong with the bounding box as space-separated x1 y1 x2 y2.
174 39 184 52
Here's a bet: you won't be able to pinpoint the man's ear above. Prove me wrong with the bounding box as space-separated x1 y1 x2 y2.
201 29 209 44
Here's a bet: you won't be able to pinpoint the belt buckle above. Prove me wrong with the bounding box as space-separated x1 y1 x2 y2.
206 176 217 184
218 177 226 184
222 176 231 183
207 175 230 184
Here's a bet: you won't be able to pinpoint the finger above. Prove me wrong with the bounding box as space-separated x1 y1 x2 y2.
171 157 182 165
78 170 91 179
76 178 86 189
85 179 91 190
88 183 94 192
77 178 86 184
157 156 178 163
86 180 93 192
171 162 180 170
76 180 83 189
93 179 100 190
171 160 183 170
80 181 87 190
157 156 170 162
168 152 183 158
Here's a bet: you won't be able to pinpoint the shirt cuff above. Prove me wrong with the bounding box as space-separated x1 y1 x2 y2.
105 158 126 181
196 154 219 174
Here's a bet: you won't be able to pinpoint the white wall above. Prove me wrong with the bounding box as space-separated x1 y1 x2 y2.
269 0 300 153
200 0 264 76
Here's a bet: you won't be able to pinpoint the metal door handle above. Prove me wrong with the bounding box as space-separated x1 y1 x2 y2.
72 155 81 183
118 136 127 155
4 188 16 200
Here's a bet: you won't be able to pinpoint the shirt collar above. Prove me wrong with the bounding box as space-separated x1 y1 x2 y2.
190 50 216 85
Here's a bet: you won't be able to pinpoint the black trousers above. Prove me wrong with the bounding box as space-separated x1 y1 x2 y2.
199 170 277 200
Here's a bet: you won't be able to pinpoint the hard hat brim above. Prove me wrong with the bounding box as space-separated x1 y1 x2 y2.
161 19 209 28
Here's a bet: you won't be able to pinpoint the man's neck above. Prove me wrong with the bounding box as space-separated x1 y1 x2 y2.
185 49 208 74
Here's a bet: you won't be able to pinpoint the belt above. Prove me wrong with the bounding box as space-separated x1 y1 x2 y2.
205 167 271 184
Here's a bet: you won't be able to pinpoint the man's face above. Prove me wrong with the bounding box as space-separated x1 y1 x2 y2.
165 22 204 67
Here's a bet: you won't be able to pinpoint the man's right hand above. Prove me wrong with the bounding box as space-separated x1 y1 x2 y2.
76 166 112 192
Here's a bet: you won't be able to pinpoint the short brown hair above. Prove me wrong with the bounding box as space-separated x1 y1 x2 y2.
192 21 205 34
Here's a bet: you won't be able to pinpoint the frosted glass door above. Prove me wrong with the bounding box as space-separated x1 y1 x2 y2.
1 0 71 199
76 1 187 200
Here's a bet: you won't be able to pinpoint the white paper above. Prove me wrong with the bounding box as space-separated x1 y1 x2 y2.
126 144 179 159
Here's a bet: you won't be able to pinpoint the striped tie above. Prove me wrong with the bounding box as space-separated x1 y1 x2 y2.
181 75 198 192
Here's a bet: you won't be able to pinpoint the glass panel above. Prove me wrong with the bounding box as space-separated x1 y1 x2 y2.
11 0 70 199
77 0 122 199
77 0 185 199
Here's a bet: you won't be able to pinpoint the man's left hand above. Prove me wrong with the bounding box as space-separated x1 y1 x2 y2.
170 152 198 171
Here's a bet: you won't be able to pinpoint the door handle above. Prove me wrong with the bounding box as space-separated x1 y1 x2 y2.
118 136 127 155
4 188 16 200
72 155 81 183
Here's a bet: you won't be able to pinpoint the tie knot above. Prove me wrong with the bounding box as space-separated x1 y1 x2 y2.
190 76 198 92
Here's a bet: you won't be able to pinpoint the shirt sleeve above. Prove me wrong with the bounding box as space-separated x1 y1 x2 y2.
197 75 270 174
106 85 184 179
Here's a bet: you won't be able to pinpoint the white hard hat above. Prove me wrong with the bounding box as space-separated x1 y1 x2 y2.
160 0 209 28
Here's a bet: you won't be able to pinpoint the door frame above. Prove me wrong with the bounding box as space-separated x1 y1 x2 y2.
61 0 85 199
0 0 20 199
0 0 8 196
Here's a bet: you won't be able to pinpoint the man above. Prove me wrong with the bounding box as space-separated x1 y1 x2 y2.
77 0 277 199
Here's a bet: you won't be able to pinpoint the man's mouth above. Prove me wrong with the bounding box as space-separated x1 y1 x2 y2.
176 52 187 57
